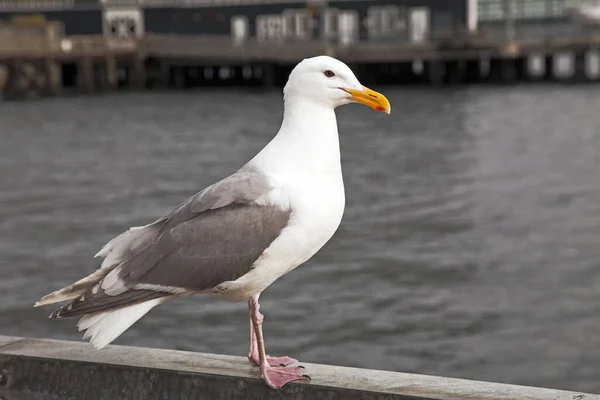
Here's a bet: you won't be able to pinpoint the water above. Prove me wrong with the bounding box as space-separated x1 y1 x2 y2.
1 86 599 394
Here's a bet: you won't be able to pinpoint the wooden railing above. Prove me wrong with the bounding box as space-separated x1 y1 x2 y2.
0 335 597 400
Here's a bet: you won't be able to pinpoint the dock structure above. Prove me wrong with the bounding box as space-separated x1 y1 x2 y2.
1 0 600 99
0 335 598 400
0 20 140 99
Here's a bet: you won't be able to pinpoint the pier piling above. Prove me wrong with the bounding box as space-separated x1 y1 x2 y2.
76 56 94 93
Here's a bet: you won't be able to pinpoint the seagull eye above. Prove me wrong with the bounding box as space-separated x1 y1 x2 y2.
324 70 335 78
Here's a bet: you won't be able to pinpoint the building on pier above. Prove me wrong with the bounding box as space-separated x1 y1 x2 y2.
477 0 594 40
0 0 477 44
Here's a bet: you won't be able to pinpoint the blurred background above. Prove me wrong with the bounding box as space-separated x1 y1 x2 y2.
1 0 600 395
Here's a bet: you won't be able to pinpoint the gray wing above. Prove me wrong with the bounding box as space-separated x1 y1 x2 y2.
50 167 290 318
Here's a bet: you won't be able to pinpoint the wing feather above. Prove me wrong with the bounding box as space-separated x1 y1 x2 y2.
41 167 290 318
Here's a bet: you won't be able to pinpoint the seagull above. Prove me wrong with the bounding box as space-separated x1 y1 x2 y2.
35 55 390 389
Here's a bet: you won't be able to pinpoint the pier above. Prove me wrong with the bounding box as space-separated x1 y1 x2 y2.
2 0 600 99
0 335 598 400
2 25 600 100
0 21 141 99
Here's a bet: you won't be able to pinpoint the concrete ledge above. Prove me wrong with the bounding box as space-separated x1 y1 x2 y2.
0 335 597 400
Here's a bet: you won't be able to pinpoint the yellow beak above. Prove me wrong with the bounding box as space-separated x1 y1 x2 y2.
343 86 391 114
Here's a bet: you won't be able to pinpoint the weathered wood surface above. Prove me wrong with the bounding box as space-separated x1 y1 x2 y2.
0 335 597 400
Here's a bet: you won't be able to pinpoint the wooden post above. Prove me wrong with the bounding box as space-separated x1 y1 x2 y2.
4 59 29 100
261 63 276 87
29 60 47 95
130 55 146 90
464 59 481 83
427 60 446 86
524 53 546 81
445 60 465 84
104 54 118 91
573 51 587 83
160 61 171 87
0 63 7 96
43 58 61 96
172 66 186 89
501 59 517 83
77 56 94 93
584 49 600 81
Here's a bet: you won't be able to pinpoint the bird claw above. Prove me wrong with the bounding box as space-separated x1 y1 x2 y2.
267 355 299 367
261 365 309 390
249 354 298 367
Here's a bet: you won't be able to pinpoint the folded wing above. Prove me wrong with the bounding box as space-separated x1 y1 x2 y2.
38 167 291 318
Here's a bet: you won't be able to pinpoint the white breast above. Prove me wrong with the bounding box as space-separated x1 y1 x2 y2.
212 94 346 302
214 170 345 302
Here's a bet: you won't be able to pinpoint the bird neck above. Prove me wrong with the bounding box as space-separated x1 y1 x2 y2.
251 98 342 177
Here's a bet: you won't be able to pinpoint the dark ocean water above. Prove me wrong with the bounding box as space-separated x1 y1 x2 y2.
1 85 599 393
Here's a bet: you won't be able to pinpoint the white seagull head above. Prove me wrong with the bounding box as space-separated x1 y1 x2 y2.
283 55 391 114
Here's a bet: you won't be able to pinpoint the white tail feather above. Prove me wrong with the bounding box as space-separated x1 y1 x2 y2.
77 298 166 349
76 311 109 331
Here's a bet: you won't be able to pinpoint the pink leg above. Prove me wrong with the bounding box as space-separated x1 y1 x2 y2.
247 299 298 367
248 302 258 361
249 295 309 389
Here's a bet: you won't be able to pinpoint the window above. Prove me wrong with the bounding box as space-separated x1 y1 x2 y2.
282 10 312 40
256 14 284 42
322 8 339 39
519 0 550 18
478 0 583 21
478 0 504 21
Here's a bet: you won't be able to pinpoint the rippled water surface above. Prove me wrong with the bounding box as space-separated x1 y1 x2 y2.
1 86 599 393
